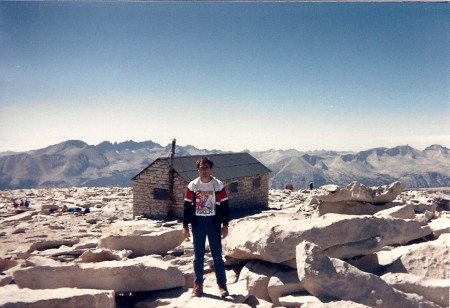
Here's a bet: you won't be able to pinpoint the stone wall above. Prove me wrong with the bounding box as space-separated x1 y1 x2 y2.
168 172 188 219
224 173 270 212
132 160 172 219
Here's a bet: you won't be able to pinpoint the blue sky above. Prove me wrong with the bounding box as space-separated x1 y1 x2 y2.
1 2 449 152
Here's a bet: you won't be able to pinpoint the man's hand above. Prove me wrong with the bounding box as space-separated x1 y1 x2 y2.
183 227 190 239
221 225 229 239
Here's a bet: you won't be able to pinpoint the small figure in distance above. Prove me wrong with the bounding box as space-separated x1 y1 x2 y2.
61 205 82 213
309 182 314 190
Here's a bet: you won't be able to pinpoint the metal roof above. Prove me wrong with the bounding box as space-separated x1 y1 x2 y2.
133 152 271 182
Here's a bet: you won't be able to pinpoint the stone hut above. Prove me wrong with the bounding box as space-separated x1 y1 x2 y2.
132 153 271 219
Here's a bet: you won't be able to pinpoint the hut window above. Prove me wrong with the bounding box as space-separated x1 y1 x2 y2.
253 177 261 188
229 182 239 193
153 188 169 200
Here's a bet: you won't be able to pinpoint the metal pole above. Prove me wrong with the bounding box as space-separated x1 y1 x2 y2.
169 138 176 198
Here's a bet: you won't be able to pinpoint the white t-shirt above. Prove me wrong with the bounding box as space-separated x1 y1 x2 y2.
195 180 216 216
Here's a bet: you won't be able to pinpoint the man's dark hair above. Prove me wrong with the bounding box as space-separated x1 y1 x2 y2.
196 156 214 169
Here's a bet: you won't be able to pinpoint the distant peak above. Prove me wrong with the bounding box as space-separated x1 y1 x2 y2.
424 144 449 154
95 140 162 153
425 144 447 150
53 140 88 150
63 140 88 147
385 145 418 158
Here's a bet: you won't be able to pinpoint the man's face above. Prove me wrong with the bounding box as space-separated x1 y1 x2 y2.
198 162 212 179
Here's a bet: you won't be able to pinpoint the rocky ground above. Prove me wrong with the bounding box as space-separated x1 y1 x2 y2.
0 183 449 307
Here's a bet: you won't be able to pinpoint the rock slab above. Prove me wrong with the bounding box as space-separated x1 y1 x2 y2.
13 256 184 293
295 241 439 308
98 228 184 257
0 285 115 308
224 213 431 264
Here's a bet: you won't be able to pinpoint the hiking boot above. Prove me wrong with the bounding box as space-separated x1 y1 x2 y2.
192 283 203 297
218 284 229 298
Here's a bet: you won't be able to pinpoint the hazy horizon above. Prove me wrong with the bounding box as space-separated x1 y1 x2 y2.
0 138 447 155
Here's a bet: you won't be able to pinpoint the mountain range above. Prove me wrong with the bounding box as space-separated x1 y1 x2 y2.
0 140 449 190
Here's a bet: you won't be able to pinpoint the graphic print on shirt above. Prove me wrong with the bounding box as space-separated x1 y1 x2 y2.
195 190 216 216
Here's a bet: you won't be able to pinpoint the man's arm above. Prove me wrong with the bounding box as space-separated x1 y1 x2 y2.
217 187 230 238
217 185 230 225
183 188 195 238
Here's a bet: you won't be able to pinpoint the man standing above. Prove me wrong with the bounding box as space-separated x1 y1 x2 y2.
183 156 230 298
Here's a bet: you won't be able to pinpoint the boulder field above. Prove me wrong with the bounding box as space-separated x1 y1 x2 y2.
0 182 448 307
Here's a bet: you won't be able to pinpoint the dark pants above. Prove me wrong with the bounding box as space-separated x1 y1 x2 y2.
192 216 226 286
